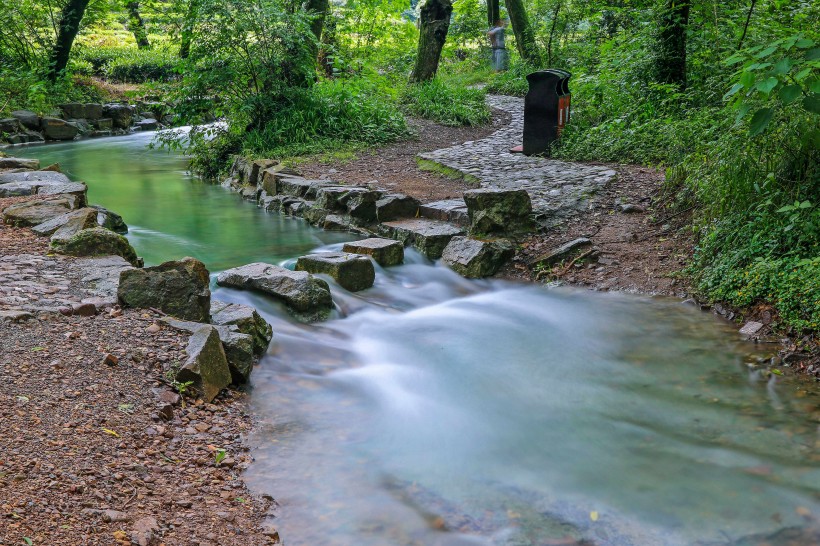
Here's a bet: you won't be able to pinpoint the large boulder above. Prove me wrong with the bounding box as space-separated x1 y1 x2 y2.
463 188 533 235
102 104 134 129
342 238 404 267
41 117 79 141
345 190 383 225
216 263 332 317
295 252 375 292
84 103 103 120
378 218 464 259
92 205 128 233
0 118 22 134
52 227 140 266
259 165 300 194
163 318 256 385
176 326 232 403
136 118 158 131
375 194 420 222
441 237 515 278
118 257 210 321
34 208 98 239
10 110 40 131
3 198 74 227
60 103 86 119
210 300 272 355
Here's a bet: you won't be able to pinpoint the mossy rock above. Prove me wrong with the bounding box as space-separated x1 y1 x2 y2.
51 227 140 267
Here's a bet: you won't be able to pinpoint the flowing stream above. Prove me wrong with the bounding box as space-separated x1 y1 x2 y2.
18 134 820 545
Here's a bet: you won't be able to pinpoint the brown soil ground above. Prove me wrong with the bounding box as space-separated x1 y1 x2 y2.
0 217 274 545
298 109 512 202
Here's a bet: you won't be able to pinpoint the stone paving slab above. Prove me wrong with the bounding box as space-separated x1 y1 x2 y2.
418 95 617 226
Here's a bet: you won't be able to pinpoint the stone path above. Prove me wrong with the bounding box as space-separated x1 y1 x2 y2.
418 95 616 226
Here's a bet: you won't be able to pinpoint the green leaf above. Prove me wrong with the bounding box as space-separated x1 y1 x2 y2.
799 201 812 209
754 46 777 59
735 103 751 123
725 54 745 66
755 77 778 95
772 58 792 74
779 84 802 104
795 67 812 81
795 38 815 49
723 83 743 101
810 79 820 94
806 48 820 61
804 94 820 114
748 108 773 136
740 71 756 88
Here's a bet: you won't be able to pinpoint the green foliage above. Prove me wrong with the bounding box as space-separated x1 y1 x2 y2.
485 61 533 97
77 45 179 82
401 79 490 126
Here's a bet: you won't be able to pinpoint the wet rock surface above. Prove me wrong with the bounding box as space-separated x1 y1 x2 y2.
296 252 376 292
441 237 515 278
52 226 140 267
210 300 273 356
118 258 211 322
342 237 405 267
379 218 465 259
463 187 533 235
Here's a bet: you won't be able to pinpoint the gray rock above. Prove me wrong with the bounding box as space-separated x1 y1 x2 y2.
296 252 375 292
35 208 98 239
136 118 158 131
302 207 328 226
0 170 87 205
0 118 22 134
92 205 128 233
84 103 103 120
314 186 373 213
52 227 141 267
40 117 79 141
216 262 332 317
259 166 299 194
60 103 86 119
441 237 514 278
342 238 404 266
244 159 278 186
345 189 383 224
240 186 258 201
210 300 273 355
0 157 39 170
102 104 134 129
323 214 350 231
379 218 464 259
463 188 533 235
376 194 420 222
163 318 256 384
739 321 764 337
72 256 135 301
528 238 592 268
118 257 211 321
10 110 40 130
0 310 35 322
3 198 74 227
176 326 232 403
94 118 114 130
617 203 645 213
419 199 469 226
277 177 319 198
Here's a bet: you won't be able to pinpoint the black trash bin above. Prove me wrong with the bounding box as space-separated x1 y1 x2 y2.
522 69 571 156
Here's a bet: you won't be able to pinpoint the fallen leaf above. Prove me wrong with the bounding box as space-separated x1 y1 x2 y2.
590 511 599 522
101 428 120 438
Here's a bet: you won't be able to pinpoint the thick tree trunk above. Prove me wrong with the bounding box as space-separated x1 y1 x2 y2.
47 0 91 82
179 0 200 59
486 0 499 27
656 0 690 89
305 0 330 62
127 1 151 50
505 0 540 65
410 0 453 82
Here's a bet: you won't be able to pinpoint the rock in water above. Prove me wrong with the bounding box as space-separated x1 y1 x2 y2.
210 300 273 355
342 238 404 267
0 157 39 170
378 218 464 259
51 227 140 266
40 117 79 141
176 326 231 402
296 252 375 292
216 263 332 317
463 188 533 235
92 205 128 233
118 257 211 321
441 237 515 278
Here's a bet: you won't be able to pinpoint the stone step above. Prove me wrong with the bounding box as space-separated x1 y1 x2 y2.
418 199 469 226
378 218 464 259
295 252 375 292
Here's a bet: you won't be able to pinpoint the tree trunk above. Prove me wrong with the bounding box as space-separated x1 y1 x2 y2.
656 0 690 89
505 0 540 65
305 0 330 62
546 1 561 66
127 1 151 50
410 0 453 83
47 0 92 82
486 0 499 27
737 0 756 50
179 0 200 59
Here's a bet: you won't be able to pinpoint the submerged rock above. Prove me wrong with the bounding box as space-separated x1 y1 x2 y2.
463 188 533 235
118 257 210 321
210 300 273 355
176 326 232 402
216 262 332 317
296 252 375 292
52 227 140 266
441 237 514 278
342 238 404 267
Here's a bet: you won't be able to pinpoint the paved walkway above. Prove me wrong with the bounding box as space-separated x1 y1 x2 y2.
418 95 616 225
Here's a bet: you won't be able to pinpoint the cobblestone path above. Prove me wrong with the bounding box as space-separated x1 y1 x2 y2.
418 95 616 225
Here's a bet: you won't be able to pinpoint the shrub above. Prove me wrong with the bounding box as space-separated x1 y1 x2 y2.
76 46 179 83
401 78 490 126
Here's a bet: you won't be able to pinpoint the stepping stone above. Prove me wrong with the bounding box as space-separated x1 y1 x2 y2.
379 218 464 259
216 262 332 317
210 300 273 355
343 238 404 267
419 199 469 226
295 252 375 292
463 188 533 235
375 193 420 222
441 237 514 278
323 214 350 231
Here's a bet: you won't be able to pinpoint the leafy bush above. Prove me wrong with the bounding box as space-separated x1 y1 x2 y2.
401 79 489 126
485 61 533 97
78 46 178 83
